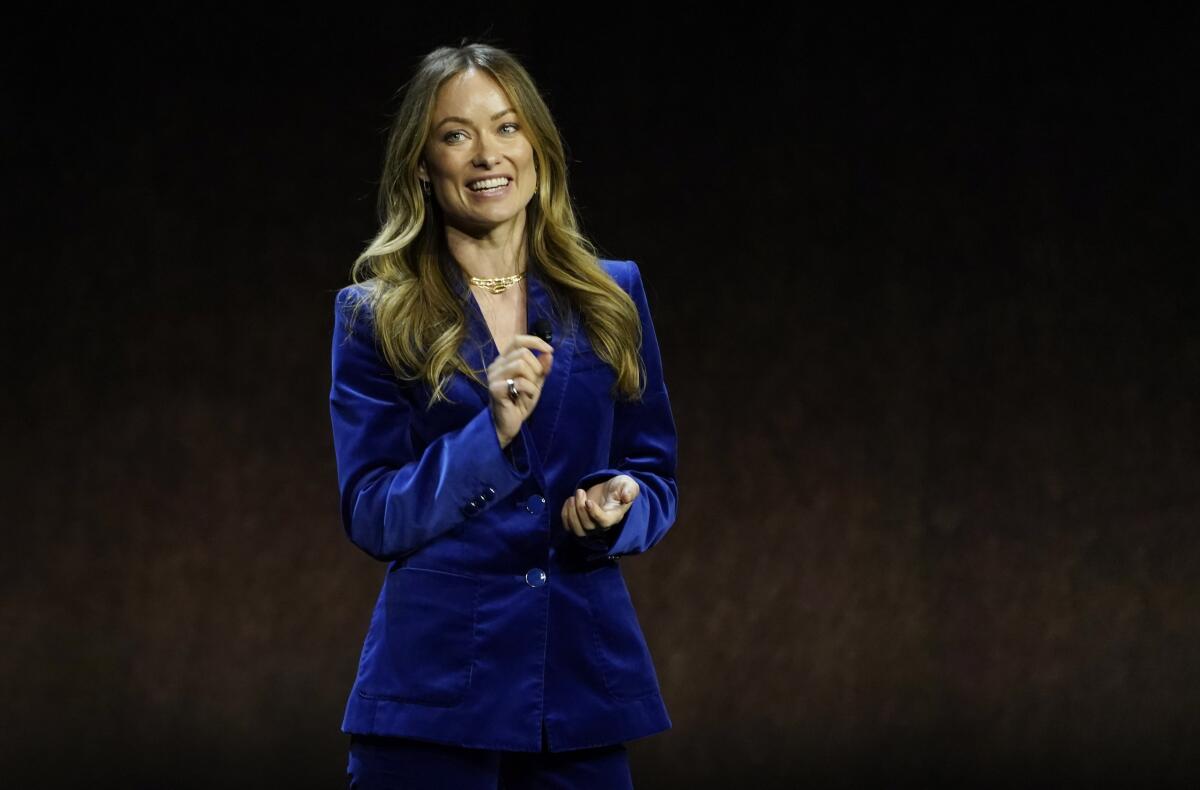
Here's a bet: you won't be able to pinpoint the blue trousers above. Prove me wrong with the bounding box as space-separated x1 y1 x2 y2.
346 733 634 789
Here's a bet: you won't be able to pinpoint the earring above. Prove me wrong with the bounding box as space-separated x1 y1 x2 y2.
420 179 431 197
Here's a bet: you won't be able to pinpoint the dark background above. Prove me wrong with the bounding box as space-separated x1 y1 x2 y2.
5 7 1198 788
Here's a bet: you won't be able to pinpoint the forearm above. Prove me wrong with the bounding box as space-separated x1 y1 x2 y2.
339 406 532 560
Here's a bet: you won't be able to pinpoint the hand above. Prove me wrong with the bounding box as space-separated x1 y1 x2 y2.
488 334 554 447
561 475 640 539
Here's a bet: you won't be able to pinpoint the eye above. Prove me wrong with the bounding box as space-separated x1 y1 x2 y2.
499 122 519 134
443 130 467 143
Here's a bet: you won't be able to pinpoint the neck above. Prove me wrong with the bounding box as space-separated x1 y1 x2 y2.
444 213 528 281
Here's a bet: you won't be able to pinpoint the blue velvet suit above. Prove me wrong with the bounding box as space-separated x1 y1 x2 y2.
328 258 679 752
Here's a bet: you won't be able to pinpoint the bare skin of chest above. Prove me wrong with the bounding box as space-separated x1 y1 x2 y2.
475 286 527 355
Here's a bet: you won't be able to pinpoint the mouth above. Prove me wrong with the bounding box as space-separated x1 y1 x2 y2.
466 176 512 195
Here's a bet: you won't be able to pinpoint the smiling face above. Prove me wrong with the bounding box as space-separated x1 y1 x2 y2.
418 67 538 238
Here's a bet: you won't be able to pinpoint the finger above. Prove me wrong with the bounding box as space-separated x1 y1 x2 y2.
501 333 554 356
584 497 614 529
493 356 536 384
529 347 553 378
562 495 579 537
576 489 599 532
500 347 542 376
498 346 553 379
489 376 537 404
611 476 637 501
564 496 586 538
495 354 542 385
489 352 542 391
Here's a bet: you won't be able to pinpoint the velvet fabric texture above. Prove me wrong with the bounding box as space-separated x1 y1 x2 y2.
328 259 679 752
346 734 633 789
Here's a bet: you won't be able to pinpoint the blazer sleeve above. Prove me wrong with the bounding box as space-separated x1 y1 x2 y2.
329 286 533 560
573 260 679 561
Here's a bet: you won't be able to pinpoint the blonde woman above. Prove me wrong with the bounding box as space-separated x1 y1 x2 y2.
329 42 679 788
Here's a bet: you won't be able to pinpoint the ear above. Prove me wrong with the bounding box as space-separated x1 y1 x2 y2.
416 159 428 181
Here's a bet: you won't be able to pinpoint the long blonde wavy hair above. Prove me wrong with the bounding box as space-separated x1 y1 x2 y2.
345 43 645 408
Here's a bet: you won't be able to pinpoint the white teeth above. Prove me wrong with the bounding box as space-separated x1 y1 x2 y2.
469 177 510 191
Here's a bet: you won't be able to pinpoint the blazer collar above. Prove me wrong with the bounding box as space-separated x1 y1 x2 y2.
452 266 578 470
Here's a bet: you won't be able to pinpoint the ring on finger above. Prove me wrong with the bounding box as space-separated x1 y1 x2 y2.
507 378 519 402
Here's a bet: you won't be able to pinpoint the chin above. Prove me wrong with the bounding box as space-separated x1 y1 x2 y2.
459 204 529 231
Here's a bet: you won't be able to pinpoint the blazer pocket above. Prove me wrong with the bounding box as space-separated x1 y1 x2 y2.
372 566 479 707
582 564 661 700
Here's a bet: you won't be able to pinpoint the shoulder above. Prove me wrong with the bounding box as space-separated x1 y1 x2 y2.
333 282 379 337
334 281 382 313
597 258 643 294
336 282 374 308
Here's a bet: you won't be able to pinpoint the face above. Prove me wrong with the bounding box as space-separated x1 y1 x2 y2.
418 68 538 236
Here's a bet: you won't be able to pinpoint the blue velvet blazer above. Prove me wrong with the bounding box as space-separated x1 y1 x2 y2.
328 258 679 752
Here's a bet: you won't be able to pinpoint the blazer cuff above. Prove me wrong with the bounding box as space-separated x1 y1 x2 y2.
448 406 533 521
499 420 531 478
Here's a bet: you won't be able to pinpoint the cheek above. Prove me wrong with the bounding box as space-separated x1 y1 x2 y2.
424 149 460 180
522 153 538 187
429 163 464 201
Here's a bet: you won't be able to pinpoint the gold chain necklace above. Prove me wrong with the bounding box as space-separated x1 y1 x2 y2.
468 272 525 294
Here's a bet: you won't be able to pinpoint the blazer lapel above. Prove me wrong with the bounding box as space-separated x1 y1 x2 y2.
452 269 578 472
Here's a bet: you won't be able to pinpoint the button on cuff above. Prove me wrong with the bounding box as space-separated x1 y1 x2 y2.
522 494 546 515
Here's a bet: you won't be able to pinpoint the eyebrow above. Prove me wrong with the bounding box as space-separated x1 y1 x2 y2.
435 108 517 128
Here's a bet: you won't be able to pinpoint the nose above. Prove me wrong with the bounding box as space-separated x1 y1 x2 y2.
472 137 502 168
472 151 502 168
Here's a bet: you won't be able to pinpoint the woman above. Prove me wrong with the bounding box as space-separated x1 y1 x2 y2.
329 43 679 788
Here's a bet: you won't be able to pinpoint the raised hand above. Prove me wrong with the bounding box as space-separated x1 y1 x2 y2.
488 333 554 447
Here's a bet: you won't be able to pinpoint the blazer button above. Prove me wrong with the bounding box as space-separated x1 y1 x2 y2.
480 486 496 502
462 499 481 517
523 494 546 515
525 568 547 587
